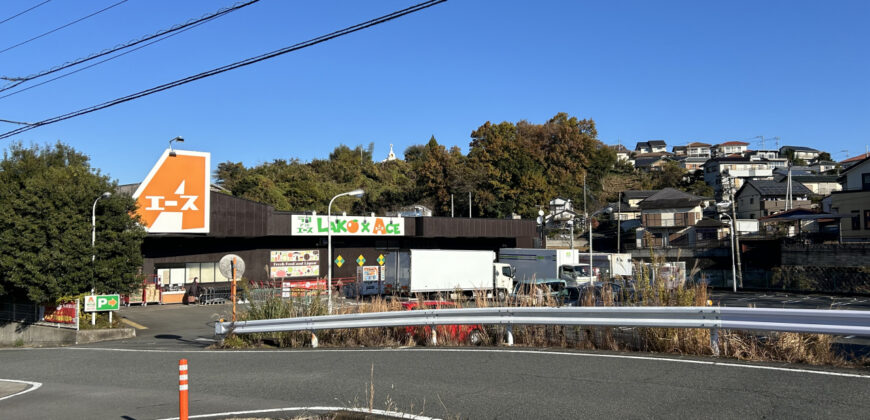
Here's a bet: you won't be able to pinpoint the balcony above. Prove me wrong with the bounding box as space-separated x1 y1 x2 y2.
727 168 773 178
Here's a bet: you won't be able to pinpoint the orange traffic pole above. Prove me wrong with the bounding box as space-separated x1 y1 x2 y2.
178 358 189 420
231 257 237 323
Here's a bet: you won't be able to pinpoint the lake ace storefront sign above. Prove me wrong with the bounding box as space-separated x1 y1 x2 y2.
291 215 404 236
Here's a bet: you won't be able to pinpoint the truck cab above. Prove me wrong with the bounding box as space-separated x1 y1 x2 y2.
559 264 596 286
493 262 515 300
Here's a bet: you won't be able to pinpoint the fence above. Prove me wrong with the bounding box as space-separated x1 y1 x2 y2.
0 299 79 330
214 306 870 354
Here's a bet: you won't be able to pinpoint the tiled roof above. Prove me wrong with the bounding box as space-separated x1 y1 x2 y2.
718 141 749 146
687 142 711 147
647 140 667 147
638 188 708 209
743 180 812 196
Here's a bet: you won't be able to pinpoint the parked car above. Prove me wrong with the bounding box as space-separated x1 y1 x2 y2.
558 282 625 306
511 279 567 304
401 301 485 345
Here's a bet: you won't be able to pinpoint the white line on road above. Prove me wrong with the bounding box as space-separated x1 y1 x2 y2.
154 406 440 420
0 379 42 402
63 347 870 379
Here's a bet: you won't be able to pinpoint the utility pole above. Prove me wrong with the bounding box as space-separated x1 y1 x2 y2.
616 191 622 252
468 191 472 218
729 177 743 288
451 194 454 218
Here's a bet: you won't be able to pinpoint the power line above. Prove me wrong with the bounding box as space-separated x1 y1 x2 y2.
0 118 32 125
0 0 52 26
0 0 129 55
0 0 447 140
0 0 260 93
0 17 213 100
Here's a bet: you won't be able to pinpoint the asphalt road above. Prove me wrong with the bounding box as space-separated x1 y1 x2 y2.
2 346 870 419
710 291 870 310
2 295 868 419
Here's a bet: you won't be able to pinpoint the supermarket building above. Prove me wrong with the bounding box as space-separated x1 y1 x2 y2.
125 149 537 293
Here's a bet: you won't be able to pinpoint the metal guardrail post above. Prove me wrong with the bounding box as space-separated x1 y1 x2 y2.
505 325 514 346
311 332 319 348
709 328 720 356
430 327 437 346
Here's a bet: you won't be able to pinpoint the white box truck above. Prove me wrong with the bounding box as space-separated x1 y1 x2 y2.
499 248 595 286
581 252 633 279
352 249 514 299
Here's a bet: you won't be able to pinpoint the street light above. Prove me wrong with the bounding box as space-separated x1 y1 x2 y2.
168 136 184 157
327 188 364 314
91 191 111 326
717 202 737 292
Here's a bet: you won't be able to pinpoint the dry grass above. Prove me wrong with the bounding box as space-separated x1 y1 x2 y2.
220 271 863 368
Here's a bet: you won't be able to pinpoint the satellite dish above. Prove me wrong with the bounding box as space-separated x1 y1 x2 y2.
219 254 245 279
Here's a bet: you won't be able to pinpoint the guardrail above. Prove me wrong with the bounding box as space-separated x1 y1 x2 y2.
215 306 870 355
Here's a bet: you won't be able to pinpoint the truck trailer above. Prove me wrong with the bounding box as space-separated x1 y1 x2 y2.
498 248 595 286
351 249 514 299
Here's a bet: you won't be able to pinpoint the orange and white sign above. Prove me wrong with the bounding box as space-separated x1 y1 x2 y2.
132 149 210 233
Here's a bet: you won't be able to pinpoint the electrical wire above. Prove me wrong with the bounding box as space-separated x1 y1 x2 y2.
0 0 129 55
0 0 260 93
0 0 447 140
0 17 212 100
0 0 52 26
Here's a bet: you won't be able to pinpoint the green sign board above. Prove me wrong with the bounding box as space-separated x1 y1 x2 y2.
85 294 121 312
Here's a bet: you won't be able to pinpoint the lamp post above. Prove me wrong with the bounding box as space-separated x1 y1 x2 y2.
168 136 184 156
91 191 111 326
327 189 364 314
718 206 738 293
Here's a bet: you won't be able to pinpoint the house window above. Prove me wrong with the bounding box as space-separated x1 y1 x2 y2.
854 211 864 230
865 210 870 230
863 173 870 191
750 198 754 205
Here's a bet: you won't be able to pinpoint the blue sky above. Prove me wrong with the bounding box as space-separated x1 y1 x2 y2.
1 0 868 184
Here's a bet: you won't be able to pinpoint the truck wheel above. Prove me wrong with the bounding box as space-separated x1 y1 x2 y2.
496 289 507 302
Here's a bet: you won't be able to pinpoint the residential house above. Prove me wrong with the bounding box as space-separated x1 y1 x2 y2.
686 142 712 158
703 156 774 200
672 145 687 157
608 190 657 224
746 149 779 161
635 188 709 248
830 156 870 242
635 141 652 154
635 140 667 154
776 174 842 196
841 153 869 170
647 140 667 153
712 141 749 157
735 180 813 219
548 197 578 223
677 156 708 172
634 154 671 171
609 144 632 163
779 145 821 162
809 160 838 174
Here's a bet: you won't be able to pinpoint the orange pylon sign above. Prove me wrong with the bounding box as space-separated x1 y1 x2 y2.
133 150 210 233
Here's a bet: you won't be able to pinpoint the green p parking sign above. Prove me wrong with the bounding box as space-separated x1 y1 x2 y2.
85 294 121 312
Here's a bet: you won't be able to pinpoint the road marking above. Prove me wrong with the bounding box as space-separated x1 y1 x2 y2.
63 347 870 379
0 379 42 402
120 318 148 329
154 406 440 420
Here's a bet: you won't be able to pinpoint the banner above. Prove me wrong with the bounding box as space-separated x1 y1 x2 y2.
291 215 404 236
270 250 320 278
42 301 77 324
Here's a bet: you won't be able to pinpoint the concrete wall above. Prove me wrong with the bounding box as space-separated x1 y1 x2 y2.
781 243 870 267
0 322 135 347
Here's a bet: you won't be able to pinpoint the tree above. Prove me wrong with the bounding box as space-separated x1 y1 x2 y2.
817 152 832 162
0 142 146 302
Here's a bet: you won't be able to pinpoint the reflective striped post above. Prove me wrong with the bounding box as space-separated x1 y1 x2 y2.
178 359 189 420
